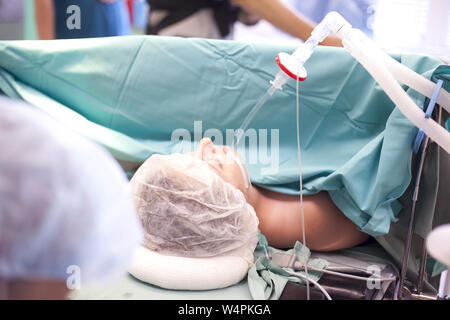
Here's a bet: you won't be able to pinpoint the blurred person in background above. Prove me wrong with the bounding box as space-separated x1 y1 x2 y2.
34 0 130 40
145 0 342 46
0 0 24 40
287 0 377 38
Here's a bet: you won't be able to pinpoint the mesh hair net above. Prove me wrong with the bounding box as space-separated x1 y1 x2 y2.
0 97 143 282
130 153 259 258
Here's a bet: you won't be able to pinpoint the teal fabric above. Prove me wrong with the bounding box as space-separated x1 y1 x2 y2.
0 36 448 237
248 238 328 300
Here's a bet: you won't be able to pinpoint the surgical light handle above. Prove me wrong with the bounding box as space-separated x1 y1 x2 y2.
273 11 450 154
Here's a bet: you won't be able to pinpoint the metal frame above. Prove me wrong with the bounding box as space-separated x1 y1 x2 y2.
396 104 449 300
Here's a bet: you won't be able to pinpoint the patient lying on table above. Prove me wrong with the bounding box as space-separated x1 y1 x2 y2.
131 137 369 253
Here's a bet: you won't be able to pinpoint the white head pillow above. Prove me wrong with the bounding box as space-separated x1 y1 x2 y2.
129 153 259 290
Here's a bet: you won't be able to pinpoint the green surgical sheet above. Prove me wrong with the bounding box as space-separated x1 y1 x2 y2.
248 241 328 300
0 36 449 238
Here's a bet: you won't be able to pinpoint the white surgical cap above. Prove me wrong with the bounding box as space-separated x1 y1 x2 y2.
130 153 259 259
0 97 143 283
128 153 259 290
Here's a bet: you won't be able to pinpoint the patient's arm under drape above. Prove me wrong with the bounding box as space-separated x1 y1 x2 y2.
253 189 370 251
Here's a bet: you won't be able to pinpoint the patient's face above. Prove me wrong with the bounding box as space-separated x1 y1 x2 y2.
188 138 249 198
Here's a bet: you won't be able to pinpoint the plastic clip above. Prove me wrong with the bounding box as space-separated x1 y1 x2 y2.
413 80 444 154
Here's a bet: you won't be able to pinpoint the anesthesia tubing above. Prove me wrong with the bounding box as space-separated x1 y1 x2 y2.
272 11 450 154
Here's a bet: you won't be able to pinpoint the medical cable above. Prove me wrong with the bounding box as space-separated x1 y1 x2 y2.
316 255 397 276
285 270 332 300
289 262 397 282
296 62 310 300
293 74 396 294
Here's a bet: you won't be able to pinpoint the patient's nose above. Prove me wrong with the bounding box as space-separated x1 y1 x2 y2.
199 137 213 149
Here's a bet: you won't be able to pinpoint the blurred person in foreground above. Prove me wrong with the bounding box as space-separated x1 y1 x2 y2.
0 97 143 300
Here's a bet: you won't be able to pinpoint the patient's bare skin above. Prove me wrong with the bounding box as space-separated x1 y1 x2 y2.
190 138 369 251
250 188 369 251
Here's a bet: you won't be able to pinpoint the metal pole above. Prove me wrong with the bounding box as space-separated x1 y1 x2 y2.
397 136 429 299
416 241 428 294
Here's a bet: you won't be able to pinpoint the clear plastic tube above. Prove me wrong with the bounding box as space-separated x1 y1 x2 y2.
202 142 250 190
227 152 250 190
230 87 280 190
286 270 332 300
232 90 274 149
295 63 310 300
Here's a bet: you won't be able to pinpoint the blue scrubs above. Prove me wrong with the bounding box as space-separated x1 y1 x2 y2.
53 0 130 39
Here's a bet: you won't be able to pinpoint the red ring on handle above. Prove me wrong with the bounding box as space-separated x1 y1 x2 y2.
276 54 307 81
